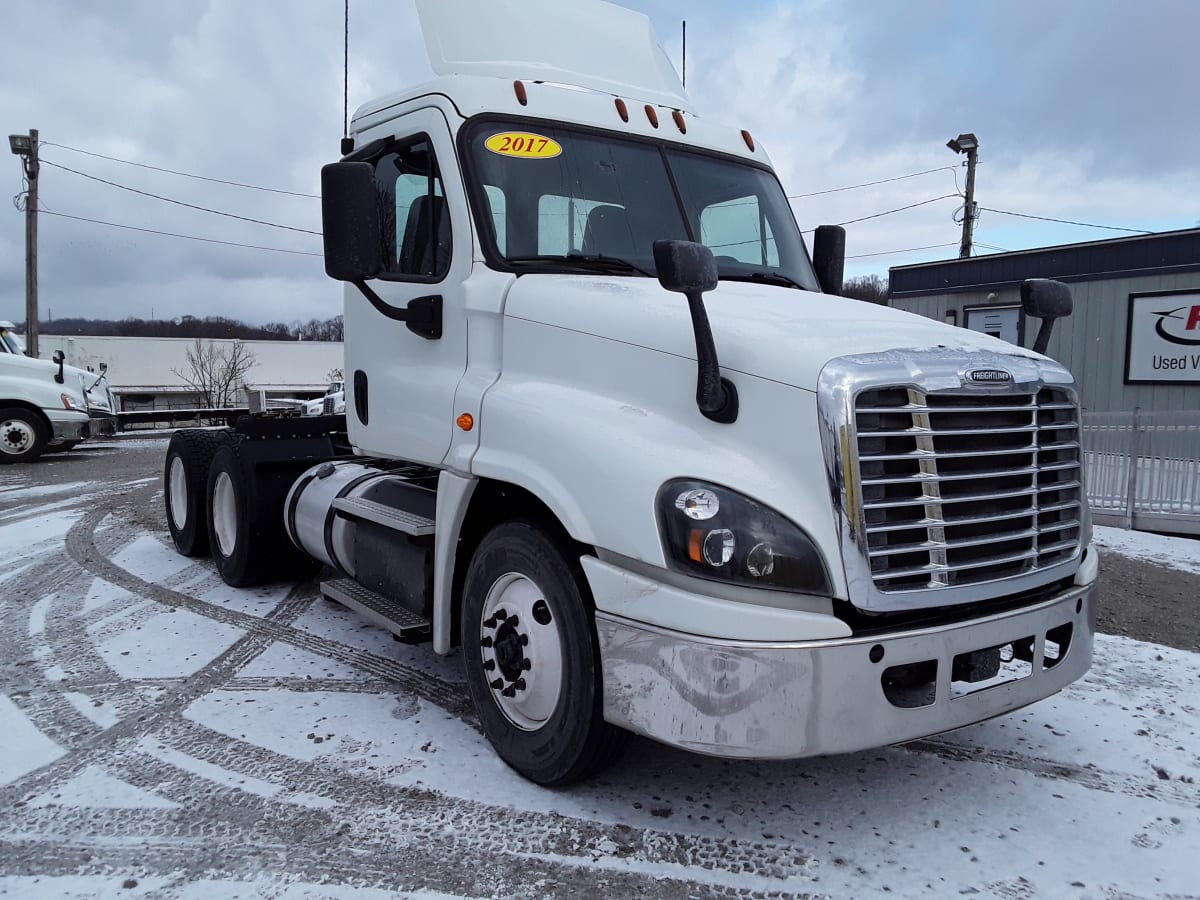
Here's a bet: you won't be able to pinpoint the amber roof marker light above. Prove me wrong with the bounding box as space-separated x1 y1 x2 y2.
615 98 629 122
644 105 659 128
672 110 687 134
741 130 755 151
513 80 528 106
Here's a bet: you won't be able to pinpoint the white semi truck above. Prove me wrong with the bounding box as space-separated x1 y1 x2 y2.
1 321 97 461
161 0 1096 785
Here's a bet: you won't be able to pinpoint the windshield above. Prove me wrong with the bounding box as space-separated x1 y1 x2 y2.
463 120 821 291
0 328 25 355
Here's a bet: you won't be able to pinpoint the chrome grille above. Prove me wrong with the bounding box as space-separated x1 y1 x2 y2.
322 396 335 415
854 386 1082 592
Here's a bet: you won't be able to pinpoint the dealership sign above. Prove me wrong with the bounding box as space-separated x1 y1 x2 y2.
1125 290 1200 383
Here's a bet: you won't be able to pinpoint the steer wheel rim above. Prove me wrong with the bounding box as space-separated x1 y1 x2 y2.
1 418 36 456
168 456 188 529
479 572 563 731
212 471 238 557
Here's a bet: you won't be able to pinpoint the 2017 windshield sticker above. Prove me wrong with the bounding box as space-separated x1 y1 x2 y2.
485 132 562 159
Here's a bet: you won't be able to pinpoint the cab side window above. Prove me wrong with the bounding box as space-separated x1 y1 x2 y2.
376 138 451 280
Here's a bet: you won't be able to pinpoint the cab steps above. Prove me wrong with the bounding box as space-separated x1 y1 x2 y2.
320 577 431 643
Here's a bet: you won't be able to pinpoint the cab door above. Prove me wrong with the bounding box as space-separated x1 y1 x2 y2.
343 107 470 466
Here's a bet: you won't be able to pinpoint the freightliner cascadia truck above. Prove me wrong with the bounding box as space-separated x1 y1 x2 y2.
161 0 1096 785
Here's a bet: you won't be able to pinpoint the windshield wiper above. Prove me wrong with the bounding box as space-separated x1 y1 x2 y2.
720 271 805 289
506 254 652 277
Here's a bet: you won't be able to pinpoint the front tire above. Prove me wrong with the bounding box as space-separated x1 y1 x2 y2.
461 521 628 785
0 408 48 463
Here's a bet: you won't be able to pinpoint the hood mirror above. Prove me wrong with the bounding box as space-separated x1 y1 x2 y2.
653 240 738 424
1021 279 1074 355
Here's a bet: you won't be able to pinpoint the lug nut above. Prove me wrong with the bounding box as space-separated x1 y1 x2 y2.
480 636 493 648
495 608 508 620
507 616 519 628
519 659 532 671
489 678 503 690
483 660 495 671
484 617 497 628
518 634 529 646
513 678 526 691
501 685 516 697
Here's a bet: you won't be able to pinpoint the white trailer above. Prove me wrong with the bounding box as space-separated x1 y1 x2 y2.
162 0 1096 784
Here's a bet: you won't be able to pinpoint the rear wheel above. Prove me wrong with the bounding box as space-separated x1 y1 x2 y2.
461 520 628 785
206 442 319 587
164 429 233 557
0 408 48 464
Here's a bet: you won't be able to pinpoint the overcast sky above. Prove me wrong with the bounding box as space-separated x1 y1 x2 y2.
1 0 1196 328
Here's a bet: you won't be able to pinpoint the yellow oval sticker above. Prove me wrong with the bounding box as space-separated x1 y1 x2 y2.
485 132 562 159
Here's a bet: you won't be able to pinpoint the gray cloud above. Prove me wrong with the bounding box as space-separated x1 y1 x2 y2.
2 0 1194 324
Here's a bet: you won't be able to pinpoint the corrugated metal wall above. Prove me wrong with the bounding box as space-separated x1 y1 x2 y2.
889 272 1200 413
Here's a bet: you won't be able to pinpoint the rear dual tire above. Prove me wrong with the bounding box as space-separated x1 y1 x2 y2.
205 443 319 587
164 429 236 557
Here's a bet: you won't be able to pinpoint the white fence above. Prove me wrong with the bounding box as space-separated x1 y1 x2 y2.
1082 410 1200 535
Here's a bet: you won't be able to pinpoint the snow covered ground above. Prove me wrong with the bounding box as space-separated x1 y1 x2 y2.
1 465 1198 898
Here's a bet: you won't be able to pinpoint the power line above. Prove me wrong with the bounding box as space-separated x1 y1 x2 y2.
846 242 957 259
39 159 323 235
977 206 1153 235
41 210 324 257
832 193 961 228
39 141 319 198
788 166 957 199
974 241 1010 253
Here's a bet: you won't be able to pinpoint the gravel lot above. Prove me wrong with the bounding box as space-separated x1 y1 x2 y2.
1 435 1197 899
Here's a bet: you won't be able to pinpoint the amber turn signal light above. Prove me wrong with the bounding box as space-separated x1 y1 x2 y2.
456 413 475 431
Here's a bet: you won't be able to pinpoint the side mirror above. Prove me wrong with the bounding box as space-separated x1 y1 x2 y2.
652 240 737 424
1020 278 1074 355
812 225 846 295
52 349 65 384
320 162 383 282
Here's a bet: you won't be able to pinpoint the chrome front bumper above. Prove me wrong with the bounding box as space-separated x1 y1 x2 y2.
597 582 1095 759
47 411 92 443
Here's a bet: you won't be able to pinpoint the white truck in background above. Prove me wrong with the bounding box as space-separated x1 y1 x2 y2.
160 0 1095 785
1 321 96 461
302 380 345 417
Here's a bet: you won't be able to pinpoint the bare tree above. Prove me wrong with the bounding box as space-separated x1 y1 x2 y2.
841 274 890 306
172 338 257 408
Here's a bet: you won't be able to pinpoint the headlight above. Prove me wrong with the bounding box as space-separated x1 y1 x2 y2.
656 479 832 594
60 393 85 412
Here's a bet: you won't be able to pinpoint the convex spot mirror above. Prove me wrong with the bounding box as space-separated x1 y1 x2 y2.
320 162 383 282
1021 278 1073 320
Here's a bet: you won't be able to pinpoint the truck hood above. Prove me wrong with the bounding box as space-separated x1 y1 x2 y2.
503 275 1043 391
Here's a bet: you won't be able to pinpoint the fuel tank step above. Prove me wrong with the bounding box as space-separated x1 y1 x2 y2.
331 496 436 536
320 577 431 642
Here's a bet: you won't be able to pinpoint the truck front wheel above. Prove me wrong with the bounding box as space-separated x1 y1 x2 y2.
462 521 628 785
0 408 48 463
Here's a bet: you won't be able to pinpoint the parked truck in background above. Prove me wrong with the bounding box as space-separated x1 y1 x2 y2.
161 0 1096 785
1 321 95 461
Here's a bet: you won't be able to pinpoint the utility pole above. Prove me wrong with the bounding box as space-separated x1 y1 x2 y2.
946 132 979 259
8 128 39 357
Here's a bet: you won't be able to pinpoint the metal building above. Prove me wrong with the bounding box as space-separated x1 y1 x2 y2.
889 229 1200 535
888 228 1200 413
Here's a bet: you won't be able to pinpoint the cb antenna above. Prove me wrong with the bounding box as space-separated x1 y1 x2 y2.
681 20 691 87
341 0 353 156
